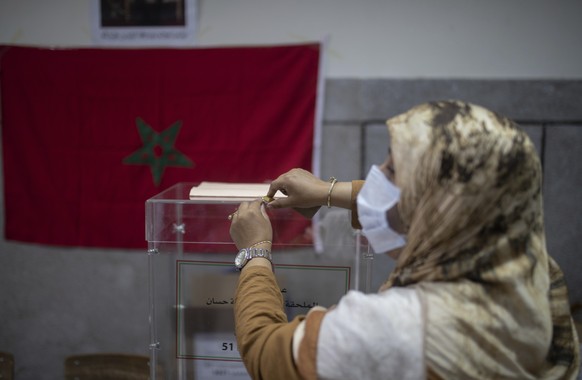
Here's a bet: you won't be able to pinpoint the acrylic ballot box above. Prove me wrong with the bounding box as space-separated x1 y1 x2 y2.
146 183 373 380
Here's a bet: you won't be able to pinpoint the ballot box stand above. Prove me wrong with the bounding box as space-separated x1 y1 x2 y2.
146 183 374 380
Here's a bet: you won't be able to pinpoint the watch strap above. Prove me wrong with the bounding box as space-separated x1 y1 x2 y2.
236 248 272 270
246 248 272 261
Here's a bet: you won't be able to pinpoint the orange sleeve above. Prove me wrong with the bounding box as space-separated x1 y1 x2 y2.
297 309 327 380
234 265 304 380
351 180 365 229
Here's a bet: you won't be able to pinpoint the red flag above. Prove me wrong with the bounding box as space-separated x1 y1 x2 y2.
1 44 320 249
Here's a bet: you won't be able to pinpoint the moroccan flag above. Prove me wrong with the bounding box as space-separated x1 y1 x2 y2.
1 44 320 249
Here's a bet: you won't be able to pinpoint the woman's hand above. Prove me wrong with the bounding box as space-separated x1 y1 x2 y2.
229 199 273 250
265 168 329 209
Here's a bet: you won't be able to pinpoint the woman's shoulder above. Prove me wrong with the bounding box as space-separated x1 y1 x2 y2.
327 286 424 326
316 286 426 379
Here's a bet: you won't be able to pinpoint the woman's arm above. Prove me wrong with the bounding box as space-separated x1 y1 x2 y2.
351 180 365 229
230 200 306 379
265 168 354 210
234 265 305 379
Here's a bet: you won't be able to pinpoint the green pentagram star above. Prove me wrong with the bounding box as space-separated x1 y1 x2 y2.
124 117 194 186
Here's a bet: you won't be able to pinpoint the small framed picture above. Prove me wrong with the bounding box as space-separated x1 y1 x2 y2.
91 0 197 46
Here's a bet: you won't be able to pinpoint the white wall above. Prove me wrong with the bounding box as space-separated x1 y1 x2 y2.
0 0 581 78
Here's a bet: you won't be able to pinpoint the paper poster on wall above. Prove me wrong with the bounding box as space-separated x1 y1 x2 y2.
90 0 196 46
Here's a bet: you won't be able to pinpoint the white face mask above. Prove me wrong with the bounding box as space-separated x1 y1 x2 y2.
356 165 406 254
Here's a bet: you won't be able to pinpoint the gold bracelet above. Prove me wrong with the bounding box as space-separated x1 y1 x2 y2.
249 240 272 248
327 177 338 208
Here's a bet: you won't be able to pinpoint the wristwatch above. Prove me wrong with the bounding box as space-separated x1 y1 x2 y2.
235 248 272 270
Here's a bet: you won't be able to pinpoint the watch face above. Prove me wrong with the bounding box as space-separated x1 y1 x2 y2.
235 249 247 269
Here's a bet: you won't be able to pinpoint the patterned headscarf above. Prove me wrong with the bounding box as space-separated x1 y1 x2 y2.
383 101 579 378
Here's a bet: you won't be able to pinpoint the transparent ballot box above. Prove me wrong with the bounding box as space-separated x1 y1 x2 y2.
146 183 373 380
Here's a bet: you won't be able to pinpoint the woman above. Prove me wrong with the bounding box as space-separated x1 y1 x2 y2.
229 100 580 379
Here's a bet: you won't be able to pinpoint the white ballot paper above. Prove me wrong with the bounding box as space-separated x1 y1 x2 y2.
189 182 285 202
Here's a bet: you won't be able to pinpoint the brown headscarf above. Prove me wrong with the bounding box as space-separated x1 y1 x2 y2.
382 101 579 378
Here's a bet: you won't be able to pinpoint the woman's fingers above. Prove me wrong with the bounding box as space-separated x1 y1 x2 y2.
265 168 331 210
231 200 270 227
229 199 273 249
266 175 286 199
